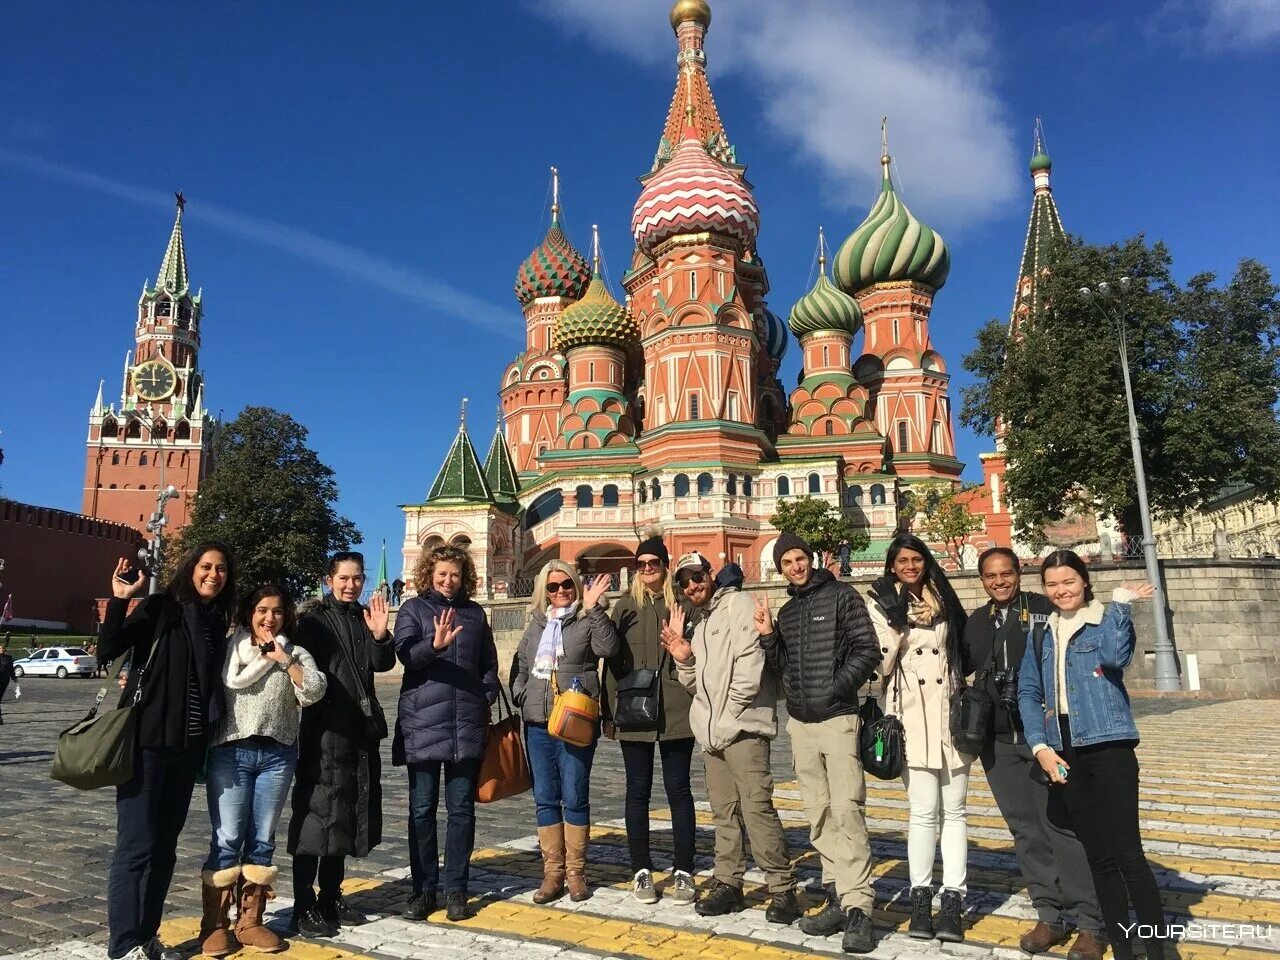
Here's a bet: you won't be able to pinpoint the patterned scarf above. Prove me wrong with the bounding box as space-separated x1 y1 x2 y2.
532 602 578 680
907 583 943 628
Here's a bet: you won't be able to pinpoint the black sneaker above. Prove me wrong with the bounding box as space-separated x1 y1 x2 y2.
402 891 438 920
294 904 339 938
908 886 934 940
695 879 745 917
446 891 469 922
799 886 846 937
320 892 369 927
842 908 876 954
765 889 801 925
935 889 964 943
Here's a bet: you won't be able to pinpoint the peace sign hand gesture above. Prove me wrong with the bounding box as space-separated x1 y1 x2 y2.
754 595 774 636
581 575 610 609
432 608 463 651
364 591 390 640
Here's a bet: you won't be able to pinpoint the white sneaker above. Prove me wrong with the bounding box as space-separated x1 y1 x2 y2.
632 868 660 904
117 948 149 960
145 938 183 960
671 869 697 905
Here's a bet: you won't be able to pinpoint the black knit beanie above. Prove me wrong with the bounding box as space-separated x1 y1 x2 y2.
635 535 670 567
773 532 813 572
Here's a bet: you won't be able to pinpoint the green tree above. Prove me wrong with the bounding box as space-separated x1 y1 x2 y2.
961 234 1280 533
913 481 985 569
770 496 870 563
173 407 360 601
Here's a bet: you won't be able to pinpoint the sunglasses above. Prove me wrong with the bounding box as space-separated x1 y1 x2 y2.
546 579 576 593
635 559 665 571
678 572 708 587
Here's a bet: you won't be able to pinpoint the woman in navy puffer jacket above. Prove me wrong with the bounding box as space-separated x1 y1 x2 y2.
393 545 498 924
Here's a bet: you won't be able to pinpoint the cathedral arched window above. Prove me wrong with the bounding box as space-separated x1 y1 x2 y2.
808 473 821 494
727 474 738 495
651 478 661 501
102 418 117 437
175 421 191 441
897 421 910 452
742 475 753 497
777 476 790 497
111 452 120 466
524 490 564 529
126 419 142 439
152 421 167 441
822 345 830 366
847 485 863 506
871 484 887 506
688 394 700 420
637 483 647 504
824 420 834 436
602 484 619 507
576 484 594 509
139 453 148 467
674 474 690 497
697 473 713 496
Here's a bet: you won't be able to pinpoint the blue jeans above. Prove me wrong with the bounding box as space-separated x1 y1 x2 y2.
525 721 597 827
204 738 298 870
407 759 480 895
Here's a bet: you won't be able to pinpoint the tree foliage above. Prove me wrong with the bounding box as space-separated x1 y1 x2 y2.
173 406 360 602
770 496 870 561
913 481 985 569
961 234 1280 534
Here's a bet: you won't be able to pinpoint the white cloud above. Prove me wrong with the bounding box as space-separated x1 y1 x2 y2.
529 0 1019 230
0 148 515 335
1148 0 1280 52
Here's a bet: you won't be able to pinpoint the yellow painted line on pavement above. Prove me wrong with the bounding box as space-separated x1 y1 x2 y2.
852 780 1280 813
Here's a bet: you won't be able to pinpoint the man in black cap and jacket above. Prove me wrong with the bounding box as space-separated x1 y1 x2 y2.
757 533 881 954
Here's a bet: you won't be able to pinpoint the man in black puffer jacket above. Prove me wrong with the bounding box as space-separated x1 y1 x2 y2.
758 533 880 955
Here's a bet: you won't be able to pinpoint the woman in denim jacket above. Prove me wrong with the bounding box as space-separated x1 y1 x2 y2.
1017 550 1165 960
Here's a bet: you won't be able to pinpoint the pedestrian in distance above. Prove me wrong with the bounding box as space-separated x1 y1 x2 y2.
867 533 972 943
198 584 327 957
98 543 237 960
602 533 699 907
0 641 16 723
1018 550 1167 960
511 560 619 904
961 548 1105 960
394 544 499 923
288 551 395 938
758 532 881 954
662 555 799 924
838 538 852 577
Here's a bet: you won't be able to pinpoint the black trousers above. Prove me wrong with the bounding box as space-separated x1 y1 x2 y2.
107 746 203 958
292 854 346 909
620 737 696 874
1050 718 1164 960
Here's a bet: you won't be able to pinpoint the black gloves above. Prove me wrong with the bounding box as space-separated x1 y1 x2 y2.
870 576 909 630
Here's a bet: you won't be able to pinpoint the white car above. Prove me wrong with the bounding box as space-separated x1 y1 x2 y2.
12 647 97 679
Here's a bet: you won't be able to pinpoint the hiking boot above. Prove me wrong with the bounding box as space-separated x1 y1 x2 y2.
694 879 744 916
799 885 845 937
670 870 698 906
632 868 659 904
1068 930 1107 960
293 904 338 938
1021 921 1072 953
765 888 801 925
401 891 438 920
445 892 470 922
842 908 876 954
907 886 934 939
935 888 964 943
319 891 369 927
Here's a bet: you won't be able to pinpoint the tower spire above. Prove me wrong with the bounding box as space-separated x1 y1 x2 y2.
91 379 105 417
155 192 190 295
880 116 892 182
818 226 828 273
590 224 601 274
655 0 734 170
550 166 561 222
458 397 469 432
1009 119 1065 337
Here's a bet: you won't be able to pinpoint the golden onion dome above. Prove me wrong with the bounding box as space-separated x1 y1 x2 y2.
670 0 711 32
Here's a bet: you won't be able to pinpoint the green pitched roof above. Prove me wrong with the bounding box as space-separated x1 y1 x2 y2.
374 540 389 588
1010 125 1065 333
152 198 191 296
483 427 520 503
427 420 494 504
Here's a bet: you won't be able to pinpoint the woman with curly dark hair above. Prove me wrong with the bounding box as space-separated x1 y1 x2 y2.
394 544 499 923
866 534 971 943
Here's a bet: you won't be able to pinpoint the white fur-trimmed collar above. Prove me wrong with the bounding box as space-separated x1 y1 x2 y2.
225 628 292 690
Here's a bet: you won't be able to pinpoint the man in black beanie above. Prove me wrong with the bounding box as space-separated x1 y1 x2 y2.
757 533 881 954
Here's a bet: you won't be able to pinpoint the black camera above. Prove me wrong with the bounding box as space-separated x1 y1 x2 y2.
991 669 1019 713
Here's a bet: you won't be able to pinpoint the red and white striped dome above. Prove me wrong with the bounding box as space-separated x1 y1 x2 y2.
631 131 759 256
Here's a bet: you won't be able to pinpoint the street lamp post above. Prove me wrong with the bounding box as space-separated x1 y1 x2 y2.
1079 277 1181 691
142 485 179 595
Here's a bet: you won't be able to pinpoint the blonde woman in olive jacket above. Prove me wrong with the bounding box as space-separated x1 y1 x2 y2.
511 561 618 903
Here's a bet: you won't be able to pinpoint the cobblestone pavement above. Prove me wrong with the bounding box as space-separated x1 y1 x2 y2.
2 677 1277 959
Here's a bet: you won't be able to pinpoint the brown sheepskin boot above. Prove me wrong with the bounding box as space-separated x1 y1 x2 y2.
199 866 242 958
564 823 592 902
533 823 566 904
236 864 285 953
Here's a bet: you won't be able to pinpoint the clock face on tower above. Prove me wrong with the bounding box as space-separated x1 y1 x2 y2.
132 359 177 402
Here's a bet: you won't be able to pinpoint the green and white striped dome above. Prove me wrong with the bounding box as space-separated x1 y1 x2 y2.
788 272 862 338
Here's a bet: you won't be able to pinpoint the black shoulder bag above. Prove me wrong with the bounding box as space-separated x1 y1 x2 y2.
950 622 998 755
859 666 906 780
330 609 389 745
612 648 667 733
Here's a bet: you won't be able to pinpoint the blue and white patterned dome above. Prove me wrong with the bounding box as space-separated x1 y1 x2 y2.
761 303 788 362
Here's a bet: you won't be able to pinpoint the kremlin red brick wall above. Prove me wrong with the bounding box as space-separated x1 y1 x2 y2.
0 499 146 632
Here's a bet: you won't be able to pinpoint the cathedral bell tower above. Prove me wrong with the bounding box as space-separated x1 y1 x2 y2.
82 194 217 534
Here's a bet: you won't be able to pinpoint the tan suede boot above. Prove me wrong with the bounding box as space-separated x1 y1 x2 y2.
199 866 241 958
564 823 591 902
236 864 285 953
533 823 566 904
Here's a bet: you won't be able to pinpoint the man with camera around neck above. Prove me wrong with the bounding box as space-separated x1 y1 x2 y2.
961 548 1104 960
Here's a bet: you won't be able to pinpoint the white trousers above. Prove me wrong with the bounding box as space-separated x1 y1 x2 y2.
901 763 971 893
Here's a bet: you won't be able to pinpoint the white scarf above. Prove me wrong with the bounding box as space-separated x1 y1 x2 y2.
532 603 578 680
224 627 292 690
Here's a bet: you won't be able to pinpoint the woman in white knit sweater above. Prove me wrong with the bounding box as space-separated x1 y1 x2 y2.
198 585 326 957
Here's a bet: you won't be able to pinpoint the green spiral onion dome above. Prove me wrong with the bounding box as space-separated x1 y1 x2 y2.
1029 151 1052 173
788 271 863 337
554 270 639 352
833 162 950 294
514 216 591 306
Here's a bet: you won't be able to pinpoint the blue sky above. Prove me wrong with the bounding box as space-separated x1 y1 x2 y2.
3 0 1278 573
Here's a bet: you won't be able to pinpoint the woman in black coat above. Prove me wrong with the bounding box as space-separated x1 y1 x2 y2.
394 545 499 924
287 551 394 938
99 543 237 960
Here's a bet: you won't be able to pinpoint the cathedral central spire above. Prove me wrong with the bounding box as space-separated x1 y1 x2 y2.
654 0 734 170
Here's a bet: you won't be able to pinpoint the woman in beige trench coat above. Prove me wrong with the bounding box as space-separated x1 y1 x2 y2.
867 534 972 944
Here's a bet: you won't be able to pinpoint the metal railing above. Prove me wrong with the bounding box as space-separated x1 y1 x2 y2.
1107 530 1280 561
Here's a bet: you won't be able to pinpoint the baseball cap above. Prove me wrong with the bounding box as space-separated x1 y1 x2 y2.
674 551 711 574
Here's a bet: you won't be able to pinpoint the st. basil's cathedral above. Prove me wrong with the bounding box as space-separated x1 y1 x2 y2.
400 0 987 593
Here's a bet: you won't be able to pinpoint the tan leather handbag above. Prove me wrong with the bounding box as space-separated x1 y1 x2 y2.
475 685 532 804
547 671 599 748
